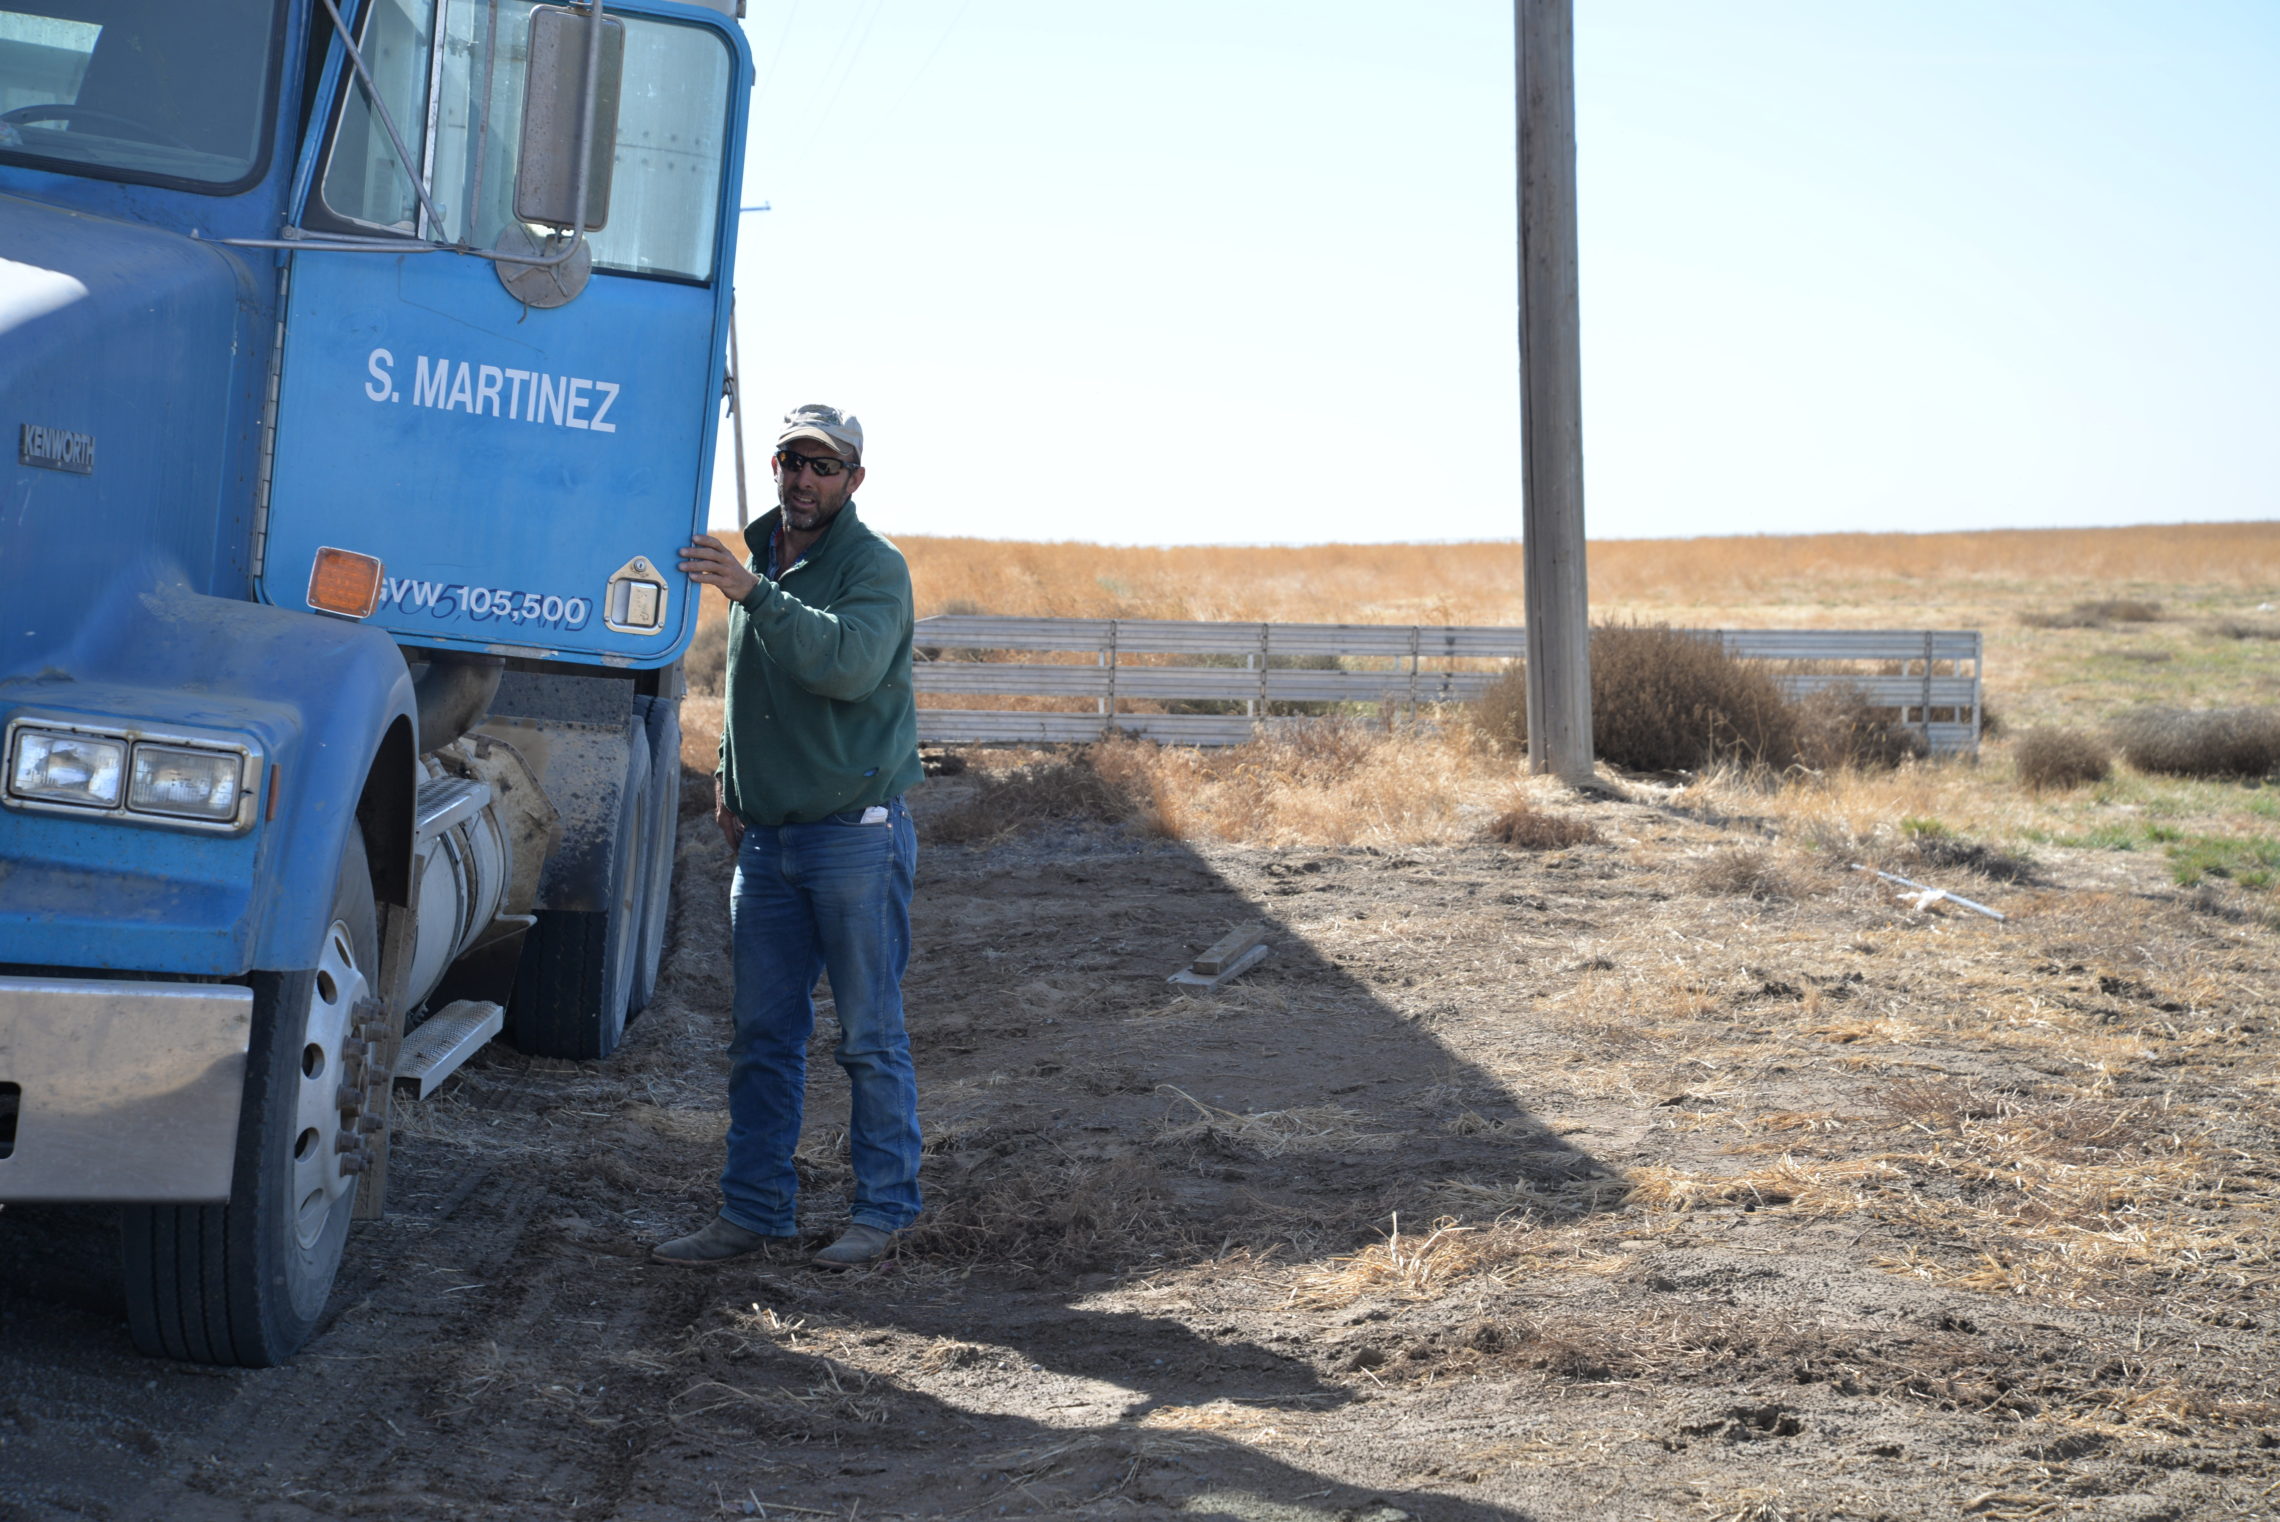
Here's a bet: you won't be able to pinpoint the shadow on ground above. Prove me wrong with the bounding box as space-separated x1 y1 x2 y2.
0 761 1617 1520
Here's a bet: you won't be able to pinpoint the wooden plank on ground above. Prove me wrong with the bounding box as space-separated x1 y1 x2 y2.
1193 923 1268 975
1168 944 1271 992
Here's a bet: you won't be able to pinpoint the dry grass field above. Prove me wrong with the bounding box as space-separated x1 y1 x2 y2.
694 521 2280 723
689 521 2280 856
886 521 2280 631
7 522 2277 1522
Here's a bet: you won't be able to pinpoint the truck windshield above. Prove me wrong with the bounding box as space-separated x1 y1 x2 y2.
0 1 283 190
316 0 732 282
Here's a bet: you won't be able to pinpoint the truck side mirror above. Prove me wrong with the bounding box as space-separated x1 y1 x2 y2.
516 4 625 232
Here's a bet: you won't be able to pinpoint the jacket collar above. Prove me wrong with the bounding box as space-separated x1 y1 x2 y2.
756 502 862 576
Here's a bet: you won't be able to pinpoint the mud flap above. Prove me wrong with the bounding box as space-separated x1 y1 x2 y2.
629 694 681 1015
353 899 418 1221
507 717 651 1059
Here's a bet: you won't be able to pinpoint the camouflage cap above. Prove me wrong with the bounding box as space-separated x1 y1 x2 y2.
776 403 863 462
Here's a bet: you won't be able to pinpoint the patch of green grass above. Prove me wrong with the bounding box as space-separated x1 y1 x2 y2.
1900 816 1949 840
2164 834 2280 888
2108 773 2280 819
2146 824 2185 843
2025 826 2138 851
2183 637 2280 690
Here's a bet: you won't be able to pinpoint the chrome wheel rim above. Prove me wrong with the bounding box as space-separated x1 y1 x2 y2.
288 919 373 1251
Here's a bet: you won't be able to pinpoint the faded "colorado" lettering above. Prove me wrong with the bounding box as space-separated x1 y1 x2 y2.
364 348 620 433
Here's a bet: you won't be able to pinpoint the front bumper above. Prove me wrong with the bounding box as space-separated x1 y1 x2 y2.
0 975 251 1202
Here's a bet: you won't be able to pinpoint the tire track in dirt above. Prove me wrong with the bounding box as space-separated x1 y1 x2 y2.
110 1179 617 1518
3 804 729 1520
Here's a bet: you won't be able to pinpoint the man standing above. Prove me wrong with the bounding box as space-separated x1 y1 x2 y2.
658 404 925 1270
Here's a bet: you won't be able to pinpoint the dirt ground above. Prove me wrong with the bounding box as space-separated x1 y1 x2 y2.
5 756 2278 1522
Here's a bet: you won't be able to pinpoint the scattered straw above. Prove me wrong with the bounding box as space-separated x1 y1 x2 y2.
1623 1156 1906 1214
1155 1086 1399 1158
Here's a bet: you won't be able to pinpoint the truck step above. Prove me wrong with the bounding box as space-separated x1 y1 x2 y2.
414 776 494 844
394 1000 504 1098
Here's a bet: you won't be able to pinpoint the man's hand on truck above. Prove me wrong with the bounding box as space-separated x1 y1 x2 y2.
714 774 745 852
681 534 758 603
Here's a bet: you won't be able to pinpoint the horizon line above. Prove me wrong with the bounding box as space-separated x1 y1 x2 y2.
709 517 2280 550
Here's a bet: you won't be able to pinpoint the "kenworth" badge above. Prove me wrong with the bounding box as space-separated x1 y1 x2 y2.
19 424 93 474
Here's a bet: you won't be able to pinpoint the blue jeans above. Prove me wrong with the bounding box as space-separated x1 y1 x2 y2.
720 797 922 1236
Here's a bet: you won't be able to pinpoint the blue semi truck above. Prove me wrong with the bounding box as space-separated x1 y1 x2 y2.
0 0 751 1364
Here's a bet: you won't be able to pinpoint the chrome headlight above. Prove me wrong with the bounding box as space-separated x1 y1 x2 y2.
8 728 126 810
3 717 258 832
129 744 248 823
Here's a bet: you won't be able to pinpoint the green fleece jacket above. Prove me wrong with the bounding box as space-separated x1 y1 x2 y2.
716 504 923 826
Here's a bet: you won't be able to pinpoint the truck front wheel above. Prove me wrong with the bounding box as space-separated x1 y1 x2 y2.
120 832 381 1366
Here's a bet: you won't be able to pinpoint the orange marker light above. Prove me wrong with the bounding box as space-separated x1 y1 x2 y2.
307 547 384 619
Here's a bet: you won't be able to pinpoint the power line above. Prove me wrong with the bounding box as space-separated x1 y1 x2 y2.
793 0 892 165
874 0 976 130
754 0 802 106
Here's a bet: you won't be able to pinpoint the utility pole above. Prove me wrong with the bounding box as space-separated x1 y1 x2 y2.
1516 0 1594 782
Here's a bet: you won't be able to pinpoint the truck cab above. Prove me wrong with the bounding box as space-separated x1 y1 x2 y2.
0 0 751 1364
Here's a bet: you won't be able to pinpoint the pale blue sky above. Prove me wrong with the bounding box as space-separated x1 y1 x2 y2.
710 1 2279 545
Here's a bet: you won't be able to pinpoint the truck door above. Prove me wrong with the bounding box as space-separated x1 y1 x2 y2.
256 0 748 668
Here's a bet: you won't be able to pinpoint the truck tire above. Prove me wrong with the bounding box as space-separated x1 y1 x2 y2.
629 696 681 1015
510 722 650 1059
121 831 380 1367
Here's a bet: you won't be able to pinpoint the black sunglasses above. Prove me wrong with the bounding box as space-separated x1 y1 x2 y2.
775 449 854 478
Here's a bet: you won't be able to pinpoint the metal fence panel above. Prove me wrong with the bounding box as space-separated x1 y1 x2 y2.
915 665 1507 702
917 664 1115 697
908 617 1981 754
915 710 1264 746
913 615 1980 665
1776 674 1981 706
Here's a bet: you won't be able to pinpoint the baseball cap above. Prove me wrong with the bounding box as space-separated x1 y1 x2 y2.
776 403 863 462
